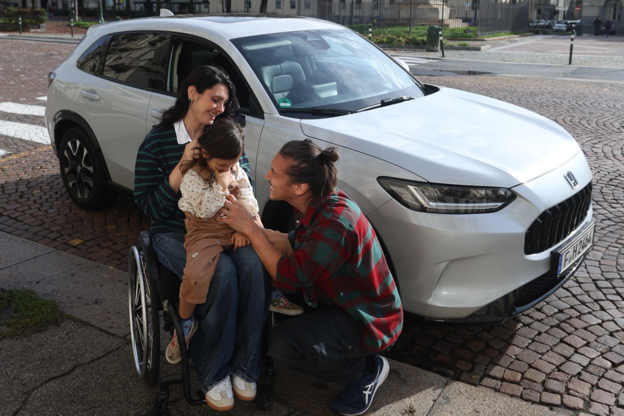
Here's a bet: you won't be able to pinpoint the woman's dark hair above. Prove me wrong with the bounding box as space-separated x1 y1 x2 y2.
153 65 239 130
179 118 244 182
278 139 339 198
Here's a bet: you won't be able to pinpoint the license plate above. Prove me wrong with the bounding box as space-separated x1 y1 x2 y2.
551 222 595 276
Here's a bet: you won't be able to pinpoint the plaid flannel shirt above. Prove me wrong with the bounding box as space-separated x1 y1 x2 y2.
275 188 403 352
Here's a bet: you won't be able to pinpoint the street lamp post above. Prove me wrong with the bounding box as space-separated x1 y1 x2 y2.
98 0 104 23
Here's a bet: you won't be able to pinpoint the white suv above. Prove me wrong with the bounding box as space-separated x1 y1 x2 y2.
46 14 594 322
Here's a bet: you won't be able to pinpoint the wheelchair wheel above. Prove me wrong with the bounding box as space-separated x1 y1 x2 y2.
128 244 161 386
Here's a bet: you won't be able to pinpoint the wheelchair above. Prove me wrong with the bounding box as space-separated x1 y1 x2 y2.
128 231 276 415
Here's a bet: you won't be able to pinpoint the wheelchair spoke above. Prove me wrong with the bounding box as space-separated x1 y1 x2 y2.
134 277 142 306
135 315 145 350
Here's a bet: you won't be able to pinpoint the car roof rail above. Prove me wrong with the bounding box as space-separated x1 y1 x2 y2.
160 8 174 16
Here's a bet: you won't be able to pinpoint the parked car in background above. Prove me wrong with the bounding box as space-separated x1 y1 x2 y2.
45 14 594 323
553 20 569 31
530 20 548 28
567 19 581 31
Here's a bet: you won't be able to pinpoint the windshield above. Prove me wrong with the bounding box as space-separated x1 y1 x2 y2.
556 20 566 24
231 29 424 117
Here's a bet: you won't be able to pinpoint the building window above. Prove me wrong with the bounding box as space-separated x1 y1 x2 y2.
304 0 311 8
290 0 296 8
276 0 281 8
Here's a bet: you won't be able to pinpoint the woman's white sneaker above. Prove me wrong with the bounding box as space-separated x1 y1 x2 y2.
232 374 257 401
205 376 234 411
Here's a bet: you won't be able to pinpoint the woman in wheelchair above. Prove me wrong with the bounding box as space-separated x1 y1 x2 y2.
134 65 270 412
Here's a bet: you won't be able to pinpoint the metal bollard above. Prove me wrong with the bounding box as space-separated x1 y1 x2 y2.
70 18 74 37
368 23 372 41
440 28 445 57
18 15 22 35
569 28 575 65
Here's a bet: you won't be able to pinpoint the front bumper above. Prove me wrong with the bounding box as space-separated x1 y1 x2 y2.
368 151 593 321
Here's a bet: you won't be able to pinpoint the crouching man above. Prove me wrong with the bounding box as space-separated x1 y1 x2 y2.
219 139 403 416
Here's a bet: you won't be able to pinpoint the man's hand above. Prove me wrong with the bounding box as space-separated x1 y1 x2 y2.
253 214 264 228
231 232 250 250
220 195 284 281
218 195 257 236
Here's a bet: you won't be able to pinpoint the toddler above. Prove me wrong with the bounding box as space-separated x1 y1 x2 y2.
166 119 298 364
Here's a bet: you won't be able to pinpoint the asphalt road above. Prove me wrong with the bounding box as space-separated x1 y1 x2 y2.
404 58 624 83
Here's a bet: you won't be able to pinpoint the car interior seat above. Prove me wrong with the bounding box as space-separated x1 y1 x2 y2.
260 45 310 104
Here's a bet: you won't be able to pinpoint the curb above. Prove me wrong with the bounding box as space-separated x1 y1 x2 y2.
447 33 535 41
380 44 491 51
0 34 82 44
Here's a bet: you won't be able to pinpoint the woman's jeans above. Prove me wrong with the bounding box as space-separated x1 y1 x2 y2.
152 231 271 392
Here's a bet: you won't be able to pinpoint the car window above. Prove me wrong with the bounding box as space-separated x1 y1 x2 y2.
151 34 172 92
76 35 110 76
102 33 160 89
231 29 424 117
166 37 262 116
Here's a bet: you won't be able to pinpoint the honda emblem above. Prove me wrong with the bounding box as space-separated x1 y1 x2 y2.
564 171 579 190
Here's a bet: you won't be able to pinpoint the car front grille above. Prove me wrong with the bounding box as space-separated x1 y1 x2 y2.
513 253 585 311
524 182 593 255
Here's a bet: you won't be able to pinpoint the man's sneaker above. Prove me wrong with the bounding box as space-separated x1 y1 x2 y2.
205 376 235 411
231 374 257 401
269 291 304 316
165 316 198 364
331 355 390 416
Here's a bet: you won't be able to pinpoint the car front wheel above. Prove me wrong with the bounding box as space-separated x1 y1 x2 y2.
59 127 114 209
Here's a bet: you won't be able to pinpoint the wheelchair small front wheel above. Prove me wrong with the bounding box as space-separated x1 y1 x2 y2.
128 244 161 386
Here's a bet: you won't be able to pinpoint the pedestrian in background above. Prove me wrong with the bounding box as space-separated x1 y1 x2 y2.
48 2 54 19
604 20 612 37
594 16 602 36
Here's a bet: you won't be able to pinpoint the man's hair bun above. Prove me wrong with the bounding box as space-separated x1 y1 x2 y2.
320 147 339 164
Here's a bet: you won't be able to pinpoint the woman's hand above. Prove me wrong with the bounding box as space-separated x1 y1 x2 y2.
180 140 201 164
231 232 250 250
169 140 201 193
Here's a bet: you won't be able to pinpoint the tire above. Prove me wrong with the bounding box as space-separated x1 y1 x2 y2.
128 244 161 387
58 127 114 209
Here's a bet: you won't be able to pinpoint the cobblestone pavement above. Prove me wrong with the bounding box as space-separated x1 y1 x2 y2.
2 41 624 415
396 36 624 69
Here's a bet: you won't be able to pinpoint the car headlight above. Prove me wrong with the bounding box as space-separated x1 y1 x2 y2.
377 177 516 214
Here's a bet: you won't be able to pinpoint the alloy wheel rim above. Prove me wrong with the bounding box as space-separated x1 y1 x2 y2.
63 138 94 200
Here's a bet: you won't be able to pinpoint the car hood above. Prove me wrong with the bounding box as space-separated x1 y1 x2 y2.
299 87 581 188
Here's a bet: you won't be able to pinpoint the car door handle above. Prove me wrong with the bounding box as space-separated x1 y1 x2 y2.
150 109 163 119
80 90 100 101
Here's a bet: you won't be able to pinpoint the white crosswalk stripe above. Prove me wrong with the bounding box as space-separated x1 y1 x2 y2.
392 56 433 66
0 120 50 145
36 96 47 101
0 100 50 149
0 102 46 116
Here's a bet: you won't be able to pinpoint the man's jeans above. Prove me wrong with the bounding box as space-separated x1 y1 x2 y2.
152 232 270 392
268 305 376 384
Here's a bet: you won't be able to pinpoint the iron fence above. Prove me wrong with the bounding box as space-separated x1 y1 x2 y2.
223 0 528 36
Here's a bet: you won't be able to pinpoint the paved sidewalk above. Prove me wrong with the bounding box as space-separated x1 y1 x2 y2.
0 231 556 416
389 35 624 69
